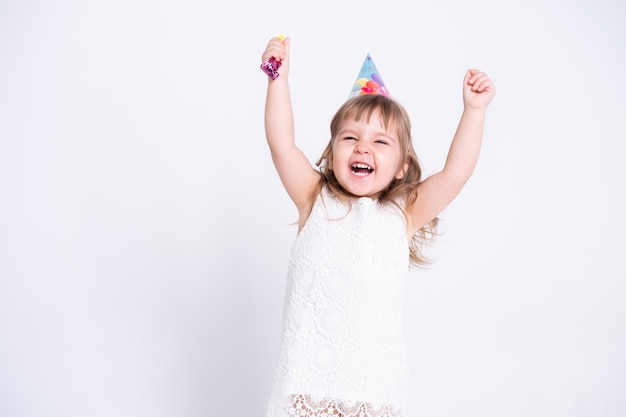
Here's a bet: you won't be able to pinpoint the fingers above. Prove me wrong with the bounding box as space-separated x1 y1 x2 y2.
262 36 289 63
466 69 494 93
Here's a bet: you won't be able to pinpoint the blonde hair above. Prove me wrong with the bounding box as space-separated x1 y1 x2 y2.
315 94 438 267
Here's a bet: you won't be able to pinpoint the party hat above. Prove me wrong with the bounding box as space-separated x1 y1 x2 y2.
348 54 390 98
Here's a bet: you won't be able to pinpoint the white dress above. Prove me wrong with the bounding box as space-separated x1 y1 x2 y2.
267 189 411 417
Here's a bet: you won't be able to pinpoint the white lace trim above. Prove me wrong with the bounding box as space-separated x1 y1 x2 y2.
288 394 404 417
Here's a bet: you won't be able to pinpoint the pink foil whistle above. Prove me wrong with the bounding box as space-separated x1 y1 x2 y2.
261 34 285 80
260 56 282 80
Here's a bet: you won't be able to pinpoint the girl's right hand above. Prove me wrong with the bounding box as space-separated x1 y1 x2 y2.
261 36 290 79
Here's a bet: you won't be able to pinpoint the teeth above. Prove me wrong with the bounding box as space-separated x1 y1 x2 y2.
352 163 373 170
351 163 373 177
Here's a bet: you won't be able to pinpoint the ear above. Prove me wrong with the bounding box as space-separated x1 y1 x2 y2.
395 161 409 180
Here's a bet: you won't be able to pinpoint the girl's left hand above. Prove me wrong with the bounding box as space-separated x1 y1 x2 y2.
463 69 495 111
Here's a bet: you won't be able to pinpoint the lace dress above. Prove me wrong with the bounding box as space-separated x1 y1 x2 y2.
267 189 411 417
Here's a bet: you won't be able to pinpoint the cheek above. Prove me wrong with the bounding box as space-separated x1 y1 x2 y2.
330 143 346 165
391 153 407 177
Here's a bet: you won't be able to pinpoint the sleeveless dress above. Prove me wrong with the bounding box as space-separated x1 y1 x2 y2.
267 188 411 417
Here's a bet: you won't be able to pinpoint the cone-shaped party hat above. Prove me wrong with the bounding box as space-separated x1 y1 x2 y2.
348 54 390 98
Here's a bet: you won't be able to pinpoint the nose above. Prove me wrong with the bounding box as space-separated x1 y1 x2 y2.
354 142 371 154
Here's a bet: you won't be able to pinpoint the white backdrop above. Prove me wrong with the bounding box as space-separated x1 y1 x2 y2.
1 1 625 416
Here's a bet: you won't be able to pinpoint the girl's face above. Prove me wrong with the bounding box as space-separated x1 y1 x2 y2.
331 111 407 199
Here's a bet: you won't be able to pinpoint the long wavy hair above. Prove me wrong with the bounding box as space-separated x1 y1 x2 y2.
315 94 438 267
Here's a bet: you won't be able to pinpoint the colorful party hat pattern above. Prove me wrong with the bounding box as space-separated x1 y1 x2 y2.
348 54 390 98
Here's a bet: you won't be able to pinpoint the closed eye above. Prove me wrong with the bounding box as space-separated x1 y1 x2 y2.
343 136 357 141
375 139 389 145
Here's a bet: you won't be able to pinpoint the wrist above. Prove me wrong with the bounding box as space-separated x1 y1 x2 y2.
462 106 487 114
267 74 289 88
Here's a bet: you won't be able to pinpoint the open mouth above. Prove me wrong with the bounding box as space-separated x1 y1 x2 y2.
351 163 374 176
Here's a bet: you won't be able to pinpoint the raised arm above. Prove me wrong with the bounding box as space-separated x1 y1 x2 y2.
407 69 495 235
263 37 319 218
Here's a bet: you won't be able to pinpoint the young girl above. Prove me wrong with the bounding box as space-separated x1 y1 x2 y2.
262 36 495 417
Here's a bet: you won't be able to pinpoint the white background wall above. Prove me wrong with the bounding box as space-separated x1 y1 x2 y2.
1 1 624 416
